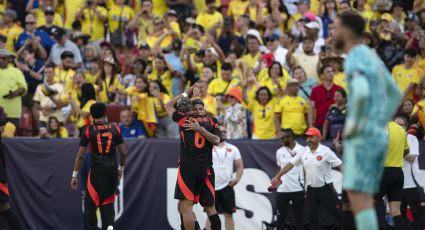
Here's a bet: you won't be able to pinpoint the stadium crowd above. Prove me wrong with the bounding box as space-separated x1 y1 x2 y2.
0 0 424 141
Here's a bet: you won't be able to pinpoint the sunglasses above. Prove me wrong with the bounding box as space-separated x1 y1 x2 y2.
45 12 54 15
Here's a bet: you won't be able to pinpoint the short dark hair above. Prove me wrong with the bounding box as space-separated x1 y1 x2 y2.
192 99 205 107
338 12 366 38
319 64 333 75
44 63 56 70
221 62 233 72
90 102 106 119
255 86 272 103
404 48 418 58
335 89 347 100
281 128 295 138
60 51 74 60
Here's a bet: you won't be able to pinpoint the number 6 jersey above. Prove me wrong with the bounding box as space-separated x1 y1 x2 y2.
173 111 221 168
79 121 124 168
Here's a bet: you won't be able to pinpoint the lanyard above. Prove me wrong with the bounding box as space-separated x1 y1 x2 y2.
58 68 69 84
213 144 229 162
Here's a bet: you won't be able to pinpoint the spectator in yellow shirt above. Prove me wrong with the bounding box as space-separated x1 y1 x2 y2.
75 0 108 42
39 116 69 138
149 80 178 138
0 49 28 129
69 82 97 135
107 0 135 44
97 57 124 103
259 62 290 97
0 10 23 53
128 0 154 43
148 55 173 96
274 78 308 136
54 51 76 93
196 0 224 36
241 30 262 69
227 0 249 20
208 63 240 97
392 48 421 99
243 84 276 140
194 80 218 116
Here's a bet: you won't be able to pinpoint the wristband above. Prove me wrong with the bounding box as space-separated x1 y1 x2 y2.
72 171 78 178
182 92 188 97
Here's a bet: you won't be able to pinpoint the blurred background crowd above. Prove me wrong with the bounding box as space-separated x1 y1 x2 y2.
0 0 425 140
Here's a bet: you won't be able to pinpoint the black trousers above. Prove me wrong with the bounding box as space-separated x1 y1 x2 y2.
306 184 342 230
276 191 305 230
401 188 425 230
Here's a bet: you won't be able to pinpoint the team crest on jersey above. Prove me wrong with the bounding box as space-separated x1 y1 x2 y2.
316 156 323 161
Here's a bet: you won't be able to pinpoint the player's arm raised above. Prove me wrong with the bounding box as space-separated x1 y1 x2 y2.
165 86 194 116
70 146 87 191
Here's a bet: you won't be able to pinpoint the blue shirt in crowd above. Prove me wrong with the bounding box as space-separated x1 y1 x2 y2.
119 120 146 138
15 30 55 54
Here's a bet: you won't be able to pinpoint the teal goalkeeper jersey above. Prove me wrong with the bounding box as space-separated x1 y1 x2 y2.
343 45 401 137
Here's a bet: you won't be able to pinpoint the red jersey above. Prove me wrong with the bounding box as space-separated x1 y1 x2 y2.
310 84 343 127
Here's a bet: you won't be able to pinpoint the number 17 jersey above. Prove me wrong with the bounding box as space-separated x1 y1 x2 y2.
79 121 124 168
173 111 221 168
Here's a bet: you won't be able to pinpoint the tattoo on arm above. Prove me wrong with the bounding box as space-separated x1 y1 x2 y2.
198 127 220 145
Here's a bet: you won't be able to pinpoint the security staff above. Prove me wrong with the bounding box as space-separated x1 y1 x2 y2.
374 121 409 229
271 127 343 230
275 128 305 230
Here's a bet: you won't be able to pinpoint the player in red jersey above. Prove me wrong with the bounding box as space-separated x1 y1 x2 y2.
0 108 21 230
165 86 222 230
70 103 126 230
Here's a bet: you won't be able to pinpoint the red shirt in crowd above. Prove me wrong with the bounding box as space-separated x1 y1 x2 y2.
310 84 343 127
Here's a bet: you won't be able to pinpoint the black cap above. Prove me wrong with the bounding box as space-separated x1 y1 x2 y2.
60 50 74 59
172 39 182 51
52 27 66 40
90 102 107 119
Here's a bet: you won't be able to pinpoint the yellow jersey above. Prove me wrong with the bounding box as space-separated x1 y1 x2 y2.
247 5 268 22
148 70 172 96
153 0 168 16
202 95 218 116
275 95 308 135
146 31 173 49
195 11 223 36
64 0 85 28
207 78 240 96
241 52 260 69
0 24 23 53
54 67 75 93
2 122 16 138
34 9 63 27
384 122 408 167
227 0 249 18
107 5 135 33
77 99 96 128
80 7 108 41
333 72 347 91
392 64 421 98
152 93 171 118
248 99 276 139
98 76 125 103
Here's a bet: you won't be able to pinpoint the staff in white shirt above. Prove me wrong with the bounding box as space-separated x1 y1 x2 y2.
271 127 343 229
394 116 425 229
207 125 244 230
275 128 305 230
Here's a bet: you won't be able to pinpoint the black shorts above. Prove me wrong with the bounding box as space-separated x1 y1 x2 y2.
375 167 404 202
216 185 236 214
175 165 215 207
87 165 118 207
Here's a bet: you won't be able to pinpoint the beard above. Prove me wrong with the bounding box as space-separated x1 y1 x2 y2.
334 38 345 51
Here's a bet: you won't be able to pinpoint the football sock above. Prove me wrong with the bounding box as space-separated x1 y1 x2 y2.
355 208 378 230
209 214 221 230
392 215 404 230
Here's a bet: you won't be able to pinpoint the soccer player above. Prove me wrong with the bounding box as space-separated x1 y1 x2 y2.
333 12 402 230
165 86 222 230
70 103 126 230
0 108 21 230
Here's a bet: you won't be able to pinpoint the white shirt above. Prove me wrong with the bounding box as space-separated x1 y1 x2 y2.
212 142 242 190
291 144 342 188
276 142 305 193
273 46 288 69
402 134 421 189
49 40 83 65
